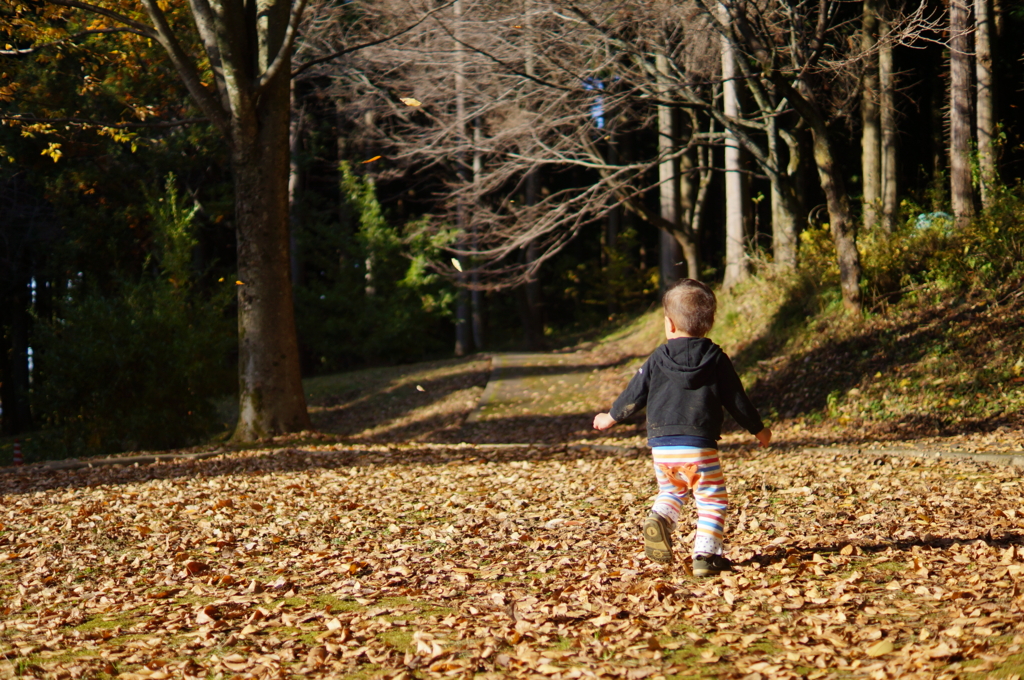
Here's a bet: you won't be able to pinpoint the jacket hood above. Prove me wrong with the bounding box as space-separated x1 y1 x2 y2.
654 337 722 389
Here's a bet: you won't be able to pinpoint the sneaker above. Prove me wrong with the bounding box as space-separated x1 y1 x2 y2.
692 553 733 577
642 513 673 564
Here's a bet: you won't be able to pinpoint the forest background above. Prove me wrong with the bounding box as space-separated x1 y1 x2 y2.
1 0 1023 459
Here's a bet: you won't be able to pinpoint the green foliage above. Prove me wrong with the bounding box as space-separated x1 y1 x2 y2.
144 175 200 283
797 185 1024 309
859 188 1024 303
34 175 234 456
295 163 456 371
556 227 658 326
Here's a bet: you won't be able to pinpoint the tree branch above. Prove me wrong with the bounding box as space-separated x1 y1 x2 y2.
47 0 157 38
186 0 231 111
0 114 206 128
0 28 149 55
136 0 231 135
256 0 308 93
291 1 456 80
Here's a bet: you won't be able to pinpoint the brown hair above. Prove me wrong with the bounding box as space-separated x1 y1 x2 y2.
662 279 716 337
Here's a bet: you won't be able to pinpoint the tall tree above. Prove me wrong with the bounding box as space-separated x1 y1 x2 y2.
949 0 976 226
656 53 687 285
35 0 312 440
714 0 864 311
861 0 882 229
719 8 748 290
521 0 545 349
879 12 899 231
452 0 472 356
975 0 996 207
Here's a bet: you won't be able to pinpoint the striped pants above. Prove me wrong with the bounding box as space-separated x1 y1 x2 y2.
651 446 728 556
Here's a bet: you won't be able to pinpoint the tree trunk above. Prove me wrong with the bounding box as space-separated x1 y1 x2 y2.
780 80 863 313
949 0 976 226
861 0 882 229
454 270 470 355
660 230 683 290
720 28 748 289
519 0 544 349
657 54 684 288
975 0 996 208
232 71 311 439
102 0 316 441
453 0 471 356
471 117 484 351
768 117 800 268
811 127 862 313
288 86 303 292
606 131 621 253
679 145 701 279
879 15 899 231
688 131 715 280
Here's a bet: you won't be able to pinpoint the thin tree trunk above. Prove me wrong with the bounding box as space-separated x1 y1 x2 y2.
949 0 976 226
522 172 544 349
779 81 863 313
687 126 715 279
879 14 899 231
720 26 747 289
453 0 470 356
519 0 544 349
657 54 685 287
975 0 996 207
288 85 303 292
769 116 800 268
679 144 700 279
812 132 862 313
606 131 620 253
660 230 683 290
471 117 484 351
861 0 881 229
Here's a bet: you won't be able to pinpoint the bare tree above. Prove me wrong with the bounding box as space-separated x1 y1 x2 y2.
318 0 931 319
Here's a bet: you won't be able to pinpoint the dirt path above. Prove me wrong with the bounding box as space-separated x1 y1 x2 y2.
466 353 605 424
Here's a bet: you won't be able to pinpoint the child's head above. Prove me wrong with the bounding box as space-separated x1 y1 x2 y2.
662 279 716 337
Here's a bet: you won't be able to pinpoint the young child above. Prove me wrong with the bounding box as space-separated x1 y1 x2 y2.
593 279 771 576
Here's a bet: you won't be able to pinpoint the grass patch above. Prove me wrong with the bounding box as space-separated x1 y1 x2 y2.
378 628 414 652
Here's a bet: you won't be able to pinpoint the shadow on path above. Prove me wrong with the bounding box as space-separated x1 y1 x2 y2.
735 532 1024 570
0 439 647 496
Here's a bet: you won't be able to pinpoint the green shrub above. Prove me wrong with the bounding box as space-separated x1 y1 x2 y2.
798 184 1024 309
294 162 456 371
34 175 234 456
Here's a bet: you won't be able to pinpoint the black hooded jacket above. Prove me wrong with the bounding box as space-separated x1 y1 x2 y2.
609 337 764 442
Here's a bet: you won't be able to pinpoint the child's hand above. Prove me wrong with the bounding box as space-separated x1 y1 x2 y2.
755 427 772 448
593 413 617 430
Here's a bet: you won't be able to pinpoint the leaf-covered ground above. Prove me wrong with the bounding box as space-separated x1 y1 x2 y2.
2 439 1023 680
3 278 1024 679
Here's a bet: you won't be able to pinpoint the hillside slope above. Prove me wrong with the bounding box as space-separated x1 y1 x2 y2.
716 273 1024 454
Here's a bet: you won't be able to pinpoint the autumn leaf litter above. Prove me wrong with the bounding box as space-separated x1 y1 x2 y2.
2 440 1024 680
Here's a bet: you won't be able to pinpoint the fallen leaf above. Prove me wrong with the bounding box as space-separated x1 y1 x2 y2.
866 639 894 657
